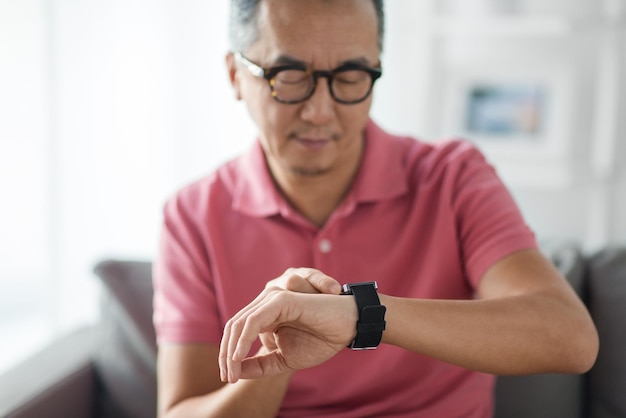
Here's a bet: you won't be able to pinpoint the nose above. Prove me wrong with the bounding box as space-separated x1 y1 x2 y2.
299 77 336 125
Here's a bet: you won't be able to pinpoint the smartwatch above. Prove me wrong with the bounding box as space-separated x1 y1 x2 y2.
341 281 386 350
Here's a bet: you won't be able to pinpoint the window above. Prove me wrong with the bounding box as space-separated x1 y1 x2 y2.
0 0 53 373
0 0 251 375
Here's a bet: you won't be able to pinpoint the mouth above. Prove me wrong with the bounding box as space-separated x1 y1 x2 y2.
294 137 331 150
290 131 337 150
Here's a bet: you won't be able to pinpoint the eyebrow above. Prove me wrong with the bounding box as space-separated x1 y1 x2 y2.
270 54 376 68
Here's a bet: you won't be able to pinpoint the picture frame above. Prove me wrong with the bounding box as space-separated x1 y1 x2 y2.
440 64 577 162
464 82 545 139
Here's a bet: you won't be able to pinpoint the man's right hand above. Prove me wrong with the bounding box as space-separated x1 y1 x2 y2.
258 267 343 350
219 285 358 384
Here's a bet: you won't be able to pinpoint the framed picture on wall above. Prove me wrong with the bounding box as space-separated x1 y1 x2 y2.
440 64 576 162
464 82 546 139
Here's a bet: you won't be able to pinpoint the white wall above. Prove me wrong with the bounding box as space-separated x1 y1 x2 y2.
0 0 52 372
374 0 626 252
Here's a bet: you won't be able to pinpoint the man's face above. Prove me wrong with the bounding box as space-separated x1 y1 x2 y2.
228 0 380 180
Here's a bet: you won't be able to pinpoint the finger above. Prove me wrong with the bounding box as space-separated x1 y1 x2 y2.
259 331 277 350
227 308 257 382
230 287 274 322
281 271 318 293
239 350 290 379
266 268 317 294
232 302 278 362
226 291 286 382
218 320 231 382
221 290 272 382
232 291 296 364
295 268 342 295
227 328 242 383
222 316 242 383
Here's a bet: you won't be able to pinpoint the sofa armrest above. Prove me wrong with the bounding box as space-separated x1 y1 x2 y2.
0 326 97 418
588 247 626 418
92 259 157 418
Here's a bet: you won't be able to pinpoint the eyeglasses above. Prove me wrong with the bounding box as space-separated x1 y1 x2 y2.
234 52 382 105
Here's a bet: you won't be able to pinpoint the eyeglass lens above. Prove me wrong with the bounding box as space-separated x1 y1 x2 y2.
272 69 374 103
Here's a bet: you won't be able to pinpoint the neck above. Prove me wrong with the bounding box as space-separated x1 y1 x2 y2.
278 173 352 227
269 145 363 228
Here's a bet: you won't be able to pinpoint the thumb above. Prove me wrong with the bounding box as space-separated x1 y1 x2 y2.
299 268 342 294
239 350 290 380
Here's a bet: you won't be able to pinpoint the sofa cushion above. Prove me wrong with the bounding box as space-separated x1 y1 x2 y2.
93 260 157 418
588 248 626 418
494 244 587 418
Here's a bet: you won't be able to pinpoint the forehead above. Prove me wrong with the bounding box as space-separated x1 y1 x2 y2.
249 0 380 65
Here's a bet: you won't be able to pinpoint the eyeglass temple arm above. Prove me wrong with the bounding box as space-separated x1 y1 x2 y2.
234 52 265 78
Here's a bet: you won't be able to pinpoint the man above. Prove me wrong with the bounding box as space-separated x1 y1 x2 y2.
153 0 598 417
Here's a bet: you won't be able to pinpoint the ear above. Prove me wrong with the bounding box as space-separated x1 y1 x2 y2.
225 52 242 101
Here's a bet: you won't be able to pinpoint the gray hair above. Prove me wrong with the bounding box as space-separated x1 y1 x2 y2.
229 0 385 53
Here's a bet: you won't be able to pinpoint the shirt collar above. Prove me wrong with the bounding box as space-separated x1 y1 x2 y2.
231 140 282 217
231 119 409 218
350 119 408 203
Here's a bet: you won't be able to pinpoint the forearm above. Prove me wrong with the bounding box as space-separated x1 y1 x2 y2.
380 292 597 375
165 371 293 418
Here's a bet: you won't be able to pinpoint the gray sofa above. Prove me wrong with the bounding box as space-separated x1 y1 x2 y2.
1 245 625 418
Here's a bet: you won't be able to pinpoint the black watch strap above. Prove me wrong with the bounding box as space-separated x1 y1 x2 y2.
341 281 386 350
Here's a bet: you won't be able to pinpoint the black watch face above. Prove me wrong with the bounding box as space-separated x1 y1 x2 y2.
341 281 378 294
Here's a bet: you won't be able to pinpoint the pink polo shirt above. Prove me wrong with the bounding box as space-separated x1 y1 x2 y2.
153 119 537 417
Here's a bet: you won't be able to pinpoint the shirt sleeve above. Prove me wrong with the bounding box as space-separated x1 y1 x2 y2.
449 142 538 287
152 187 223 345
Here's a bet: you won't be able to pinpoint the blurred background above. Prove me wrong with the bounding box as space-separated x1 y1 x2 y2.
1 0 624 374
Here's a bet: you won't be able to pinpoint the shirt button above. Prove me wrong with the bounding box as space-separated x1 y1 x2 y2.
319 239 332 253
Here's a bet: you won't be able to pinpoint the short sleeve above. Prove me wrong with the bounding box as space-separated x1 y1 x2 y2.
152 188 223 345
450 143 537 286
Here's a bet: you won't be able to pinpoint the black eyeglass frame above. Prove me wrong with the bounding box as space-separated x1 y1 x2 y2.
234 52 382 105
